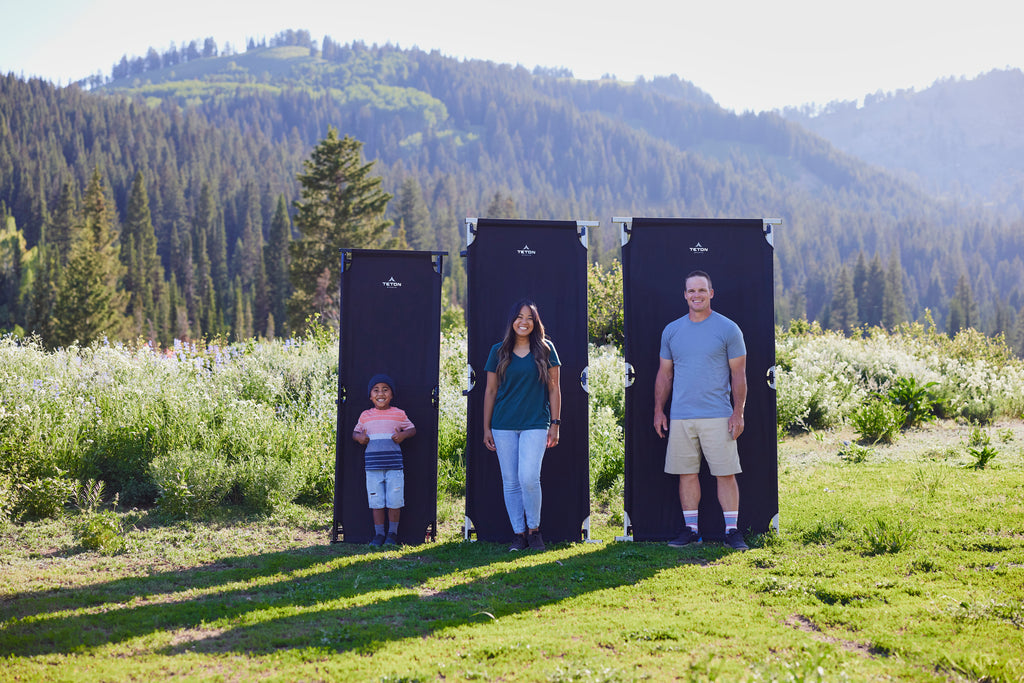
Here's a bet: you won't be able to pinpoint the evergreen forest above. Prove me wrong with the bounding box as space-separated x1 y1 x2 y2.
2 31 1024 352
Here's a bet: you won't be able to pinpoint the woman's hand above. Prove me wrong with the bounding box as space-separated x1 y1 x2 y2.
546 423 559 448
483 428 496 451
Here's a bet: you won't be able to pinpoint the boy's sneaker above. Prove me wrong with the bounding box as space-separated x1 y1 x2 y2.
509 533 528 551
667 527 700 547
369 534 385 547
724 529 748 550
527 530 545 551
384 532 399 546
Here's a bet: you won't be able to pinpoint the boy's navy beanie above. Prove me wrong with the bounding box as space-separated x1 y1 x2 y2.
367 374 395 398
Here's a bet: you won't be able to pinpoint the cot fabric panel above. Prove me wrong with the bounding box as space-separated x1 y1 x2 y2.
333 249 442 544
465 218 590 543
622 218 778 541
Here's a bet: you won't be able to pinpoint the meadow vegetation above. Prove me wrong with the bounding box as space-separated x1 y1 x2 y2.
1 318 1023 680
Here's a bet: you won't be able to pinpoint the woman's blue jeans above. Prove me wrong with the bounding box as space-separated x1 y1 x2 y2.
491 429 547 533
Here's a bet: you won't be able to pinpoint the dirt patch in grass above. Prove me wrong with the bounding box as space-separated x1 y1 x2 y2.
785 614 876 657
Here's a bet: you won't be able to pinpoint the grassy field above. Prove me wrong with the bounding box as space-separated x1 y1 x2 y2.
2 419 1022 682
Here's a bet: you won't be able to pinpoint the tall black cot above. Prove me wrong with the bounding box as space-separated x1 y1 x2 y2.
331 249 444 545
463 218 593 543
617 217 779 542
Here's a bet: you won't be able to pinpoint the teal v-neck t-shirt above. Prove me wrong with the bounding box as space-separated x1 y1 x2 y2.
485 340 560 430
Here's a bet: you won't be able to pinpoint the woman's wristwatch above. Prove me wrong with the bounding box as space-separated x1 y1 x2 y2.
550 419 561 425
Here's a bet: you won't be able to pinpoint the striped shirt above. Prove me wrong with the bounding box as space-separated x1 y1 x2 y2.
356 406 414 471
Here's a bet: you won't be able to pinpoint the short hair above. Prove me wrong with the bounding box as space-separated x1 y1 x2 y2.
685 270 712 291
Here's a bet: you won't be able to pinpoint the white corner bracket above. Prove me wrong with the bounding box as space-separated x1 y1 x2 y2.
577 220 598 249
465 217 478 247
614 510 634 542
762 218 781 248
612 216 633 246
463 515 476 542
581 516 602 543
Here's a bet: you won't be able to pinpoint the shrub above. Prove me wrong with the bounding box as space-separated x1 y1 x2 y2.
837 441 871 463
75 510 126 554
293 451 334 507
965 427 999 468
235 455 301 515
15 473 78 520
887 376 937 428
0 470 15 522
150 450 232 519
437 455 465 498
850 398 906 444
587 343 625 423
587 261 624 347
440 305 466 335
590 406 624 493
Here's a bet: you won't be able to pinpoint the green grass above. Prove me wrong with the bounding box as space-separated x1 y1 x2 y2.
2 422 1022 681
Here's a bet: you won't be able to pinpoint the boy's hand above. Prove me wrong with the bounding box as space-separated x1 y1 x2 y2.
353 426 368 445
392 426 414 443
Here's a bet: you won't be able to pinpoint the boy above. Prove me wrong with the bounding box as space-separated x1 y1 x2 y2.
353 373 416 547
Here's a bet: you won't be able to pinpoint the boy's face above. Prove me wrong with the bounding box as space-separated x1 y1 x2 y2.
370 382 393 409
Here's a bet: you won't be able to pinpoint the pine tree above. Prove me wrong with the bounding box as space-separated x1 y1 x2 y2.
486 191 520 219
122 171 162 338
53 168 127 346
828 266 859 335
0 215 25 330
881 251 907 329
50 180 77 266
23 243 59 343
852 251 868 322
396 177 433 251
859 253 885 327
947 274 980 336
290 128 392 329
265 195 291 336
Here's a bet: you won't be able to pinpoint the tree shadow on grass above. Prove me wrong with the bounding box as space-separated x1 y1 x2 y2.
0 539 729 657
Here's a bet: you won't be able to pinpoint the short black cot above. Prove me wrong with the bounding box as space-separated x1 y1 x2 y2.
332 249 443 545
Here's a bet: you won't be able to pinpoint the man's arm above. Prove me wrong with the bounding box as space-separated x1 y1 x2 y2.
653 357 674 438
728 354 747 440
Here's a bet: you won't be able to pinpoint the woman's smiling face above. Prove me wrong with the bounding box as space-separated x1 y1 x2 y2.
513 305 535 339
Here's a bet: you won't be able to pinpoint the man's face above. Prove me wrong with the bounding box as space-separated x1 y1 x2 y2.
684 276 713 313
370 383 393 409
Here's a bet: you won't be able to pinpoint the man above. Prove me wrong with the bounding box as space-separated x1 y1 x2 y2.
653 270 749 550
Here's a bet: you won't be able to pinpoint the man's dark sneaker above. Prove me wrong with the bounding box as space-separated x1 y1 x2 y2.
369 533 385 547
527 530 546 550
509 533 528 551
724 529 749 550
384 532 400 546
667 527 700 547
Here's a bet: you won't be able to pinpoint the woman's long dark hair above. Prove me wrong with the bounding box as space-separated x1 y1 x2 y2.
495 299 552 385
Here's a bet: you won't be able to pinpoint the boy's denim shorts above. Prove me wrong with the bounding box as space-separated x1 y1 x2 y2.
366 469 405 509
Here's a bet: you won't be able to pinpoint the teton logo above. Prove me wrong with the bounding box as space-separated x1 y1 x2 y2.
689 242 709 253
517 244 536 256
382 276 402 288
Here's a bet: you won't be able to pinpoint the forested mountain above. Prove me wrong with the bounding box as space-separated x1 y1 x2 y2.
783 68 1024 217
2 32 1023 352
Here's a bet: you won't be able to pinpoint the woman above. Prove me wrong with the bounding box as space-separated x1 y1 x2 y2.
483 299 561 551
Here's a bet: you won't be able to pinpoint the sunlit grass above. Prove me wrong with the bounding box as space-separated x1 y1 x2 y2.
2 435 1022 681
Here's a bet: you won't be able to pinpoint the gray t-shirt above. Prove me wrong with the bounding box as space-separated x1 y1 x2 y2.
659 310 746 419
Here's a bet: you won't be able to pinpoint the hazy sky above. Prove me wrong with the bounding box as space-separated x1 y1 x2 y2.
2 0 1021 112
